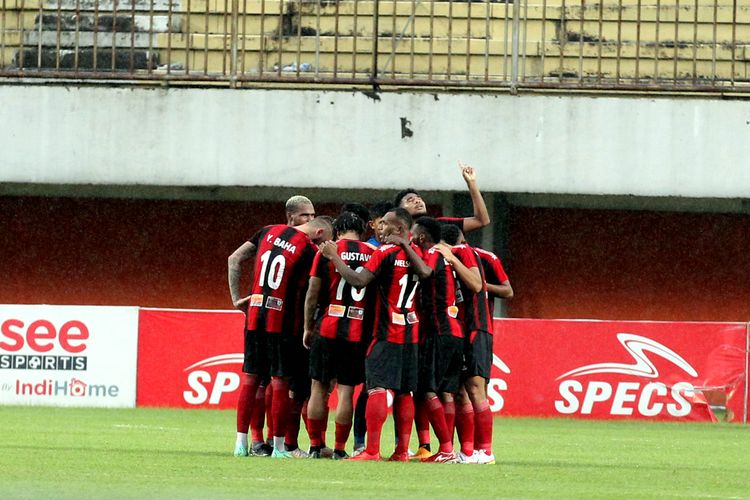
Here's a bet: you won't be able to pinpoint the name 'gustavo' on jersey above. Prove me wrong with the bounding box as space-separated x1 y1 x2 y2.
340 251 371 263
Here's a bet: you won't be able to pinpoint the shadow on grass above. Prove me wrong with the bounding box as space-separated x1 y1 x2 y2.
0 444 228 458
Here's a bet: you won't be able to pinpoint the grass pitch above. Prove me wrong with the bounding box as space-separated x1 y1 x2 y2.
1 407 748 499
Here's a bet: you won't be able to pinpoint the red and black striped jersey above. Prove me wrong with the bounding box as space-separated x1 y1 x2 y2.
364 243 423 345
310 239 374 342
452 244 493 335
474 247 509 318
246 224 317 335
420 246 464 339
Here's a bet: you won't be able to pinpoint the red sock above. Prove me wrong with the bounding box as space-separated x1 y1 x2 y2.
265 385 274 442
443 400 456 442
271 377 290 439
473 400 493 453
236 374 259 433
365 389 388 455
335 421 352 451
307 417 326 448
426 395 452 453
285 399 303 448
394 393 415 454
250 385 266 443
456 402 475 456
414 399 431 447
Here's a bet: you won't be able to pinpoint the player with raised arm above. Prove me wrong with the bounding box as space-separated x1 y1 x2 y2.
303 211 375 460
394 164 489 460
319 208 432 461
229 216 333 458
228 195 317 457
394 161 490 234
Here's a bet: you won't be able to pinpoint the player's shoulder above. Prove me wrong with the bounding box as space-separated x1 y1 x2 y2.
376 243 399 253
473 246 497 259
426 246 442 258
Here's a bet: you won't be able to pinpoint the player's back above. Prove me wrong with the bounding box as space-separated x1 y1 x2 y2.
451 244 492 335
421 246 464 339
473 246 509 318
247 224 316 334
473 247 508 287
313 239 375 342
365 243 423 345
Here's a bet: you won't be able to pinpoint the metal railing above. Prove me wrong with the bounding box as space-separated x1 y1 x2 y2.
1 0 748 92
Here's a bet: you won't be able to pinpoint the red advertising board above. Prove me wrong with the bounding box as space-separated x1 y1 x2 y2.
137 309 245 409
492 319 748 422
137 308 749 423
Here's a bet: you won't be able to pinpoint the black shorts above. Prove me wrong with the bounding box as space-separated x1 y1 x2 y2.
434 335 464 394
417 335 436 395
462 329 493 380
290 340 311 402
243 330 299 379
309 335 365 387
365 340 418 393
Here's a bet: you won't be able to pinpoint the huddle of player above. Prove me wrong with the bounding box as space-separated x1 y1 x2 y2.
229 164 513 464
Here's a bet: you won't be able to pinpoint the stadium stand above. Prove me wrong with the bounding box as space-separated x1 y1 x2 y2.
1 0 749 86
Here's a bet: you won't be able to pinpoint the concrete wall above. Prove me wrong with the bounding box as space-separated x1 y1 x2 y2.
1 84 749 199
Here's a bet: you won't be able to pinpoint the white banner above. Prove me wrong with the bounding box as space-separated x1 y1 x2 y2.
0 305 139 408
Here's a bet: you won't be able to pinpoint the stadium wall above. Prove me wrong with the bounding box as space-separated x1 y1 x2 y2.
1 85 750 199
2 195 750 322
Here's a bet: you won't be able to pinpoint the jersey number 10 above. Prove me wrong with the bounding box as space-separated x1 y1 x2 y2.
258 251 286 290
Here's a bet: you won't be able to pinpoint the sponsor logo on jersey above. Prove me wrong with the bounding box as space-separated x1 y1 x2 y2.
347 307 365 321
265 297 284 311
328 305 346 317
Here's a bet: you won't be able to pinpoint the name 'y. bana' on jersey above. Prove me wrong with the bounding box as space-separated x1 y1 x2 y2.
364 243 423 345
311 239 375 342
246 224 317 335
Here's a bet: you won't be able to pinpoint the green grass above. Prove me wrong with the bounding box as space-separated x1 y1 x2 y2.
1 407 748 499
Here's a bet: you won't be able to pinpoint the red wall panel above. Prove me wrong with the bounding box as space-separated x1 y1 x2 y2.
0 196 338 309
507 207 750 321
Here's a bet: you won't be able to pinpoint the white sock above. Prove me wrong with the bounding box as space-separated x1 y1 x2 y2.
273 436 285 451
236 432 248 448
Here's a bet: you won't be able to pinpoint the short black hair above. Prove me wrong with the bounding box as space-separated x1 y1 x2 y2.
334 211 366 237
369 200 394 220
388 207 413 230
393 188 420 208
414 216 441 244
340 203 370 224
440 223 461 245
